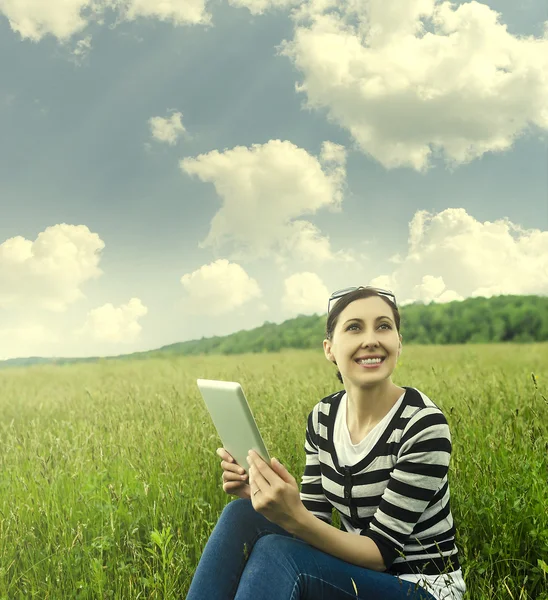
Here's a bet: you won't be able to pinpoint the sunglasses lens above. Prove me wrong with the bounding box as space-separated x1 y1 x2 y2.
333 287 359 298
327 286 397 313
328 287 359 313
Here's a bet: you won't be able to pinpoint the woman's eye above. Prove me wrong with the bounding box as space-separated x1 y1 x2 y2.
346 323 391 331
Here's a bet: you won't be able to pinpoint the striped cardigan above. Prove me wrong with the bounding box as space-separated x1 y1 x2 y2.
299 386 461 576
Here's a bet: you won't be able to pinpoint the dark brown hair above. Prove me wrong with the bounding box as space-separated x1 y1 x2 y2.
325 288 401 383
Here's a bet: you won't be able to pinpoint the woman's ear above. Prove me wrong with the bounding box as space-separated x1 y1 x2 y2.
323 339 335 363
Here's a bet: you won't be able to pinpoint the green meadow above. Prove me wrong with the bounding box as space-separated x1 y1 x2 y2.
0 344 546 599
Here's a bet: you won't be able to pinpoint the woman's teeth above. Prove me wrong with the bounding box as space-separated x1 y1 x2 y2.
357 358 383 364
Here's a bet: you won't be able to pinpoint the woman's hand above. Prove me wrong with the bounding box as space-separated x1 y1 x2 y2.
216 448 251 500
246 450 306 533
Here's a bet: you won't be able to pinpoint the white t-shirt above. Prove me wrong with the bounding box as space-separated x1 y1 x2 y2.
334 392 466 600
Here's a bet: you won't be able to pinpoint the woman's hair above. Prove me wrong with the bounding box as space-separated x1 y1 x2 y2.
325 288 401 383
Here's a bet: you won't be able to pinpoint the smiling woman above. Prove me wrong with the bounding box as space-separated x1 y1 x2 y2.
186 286 466 600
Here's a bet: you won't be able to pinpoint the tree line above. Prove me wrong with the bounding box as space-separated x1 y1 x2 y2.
1 294 546 369
155 294 548 356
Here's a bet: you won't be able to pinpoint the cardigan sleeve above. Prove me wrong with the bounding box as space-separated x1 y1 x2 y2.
362 407 452 570
299 404 333 525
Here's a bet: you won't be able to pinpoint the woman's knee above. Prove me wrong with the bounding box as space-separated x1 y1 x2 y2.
221 498 254 521
253 533 300 560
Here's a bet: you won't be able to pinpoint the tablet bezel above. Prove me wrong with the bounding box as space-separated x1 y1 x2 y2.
197 379 271 474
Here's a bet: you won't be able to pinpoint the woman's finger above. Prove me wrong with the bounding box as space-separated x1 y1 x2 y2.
222 469 248 482
217 447 241 464
217 449 246 474
223 481 250 496
217 448 235 462
221 460 246 475
248 456 272 490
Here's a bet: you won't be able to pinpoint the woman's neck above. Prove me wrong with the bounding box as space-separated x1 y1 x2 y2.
344 379 404 431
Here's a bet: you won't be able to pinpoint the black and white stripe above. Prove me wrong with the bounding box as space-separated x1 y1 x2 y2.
299 387 461 576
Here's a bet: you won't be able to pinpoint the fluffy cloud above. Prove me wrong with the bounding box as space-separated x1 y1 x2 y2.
410 275 463 304
0 224 104 312
180 139 348 262
0 0 94 41
180 259 262 315
75 297 148 342
280 221 335 265
0 0 211 42
0 324 60 360
72 34 93 63
122 0 211 26
369 208 548 305
281 272 329 314
278 0 548 170
149 112 186 145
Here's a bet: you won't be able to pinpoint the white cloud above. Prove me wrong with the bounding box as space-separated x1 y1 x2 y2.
0 224 104 312
180 259 262 315
0 324 52 343
180 139 347 262
411 275 463 304
0 324 60 359
75 297 148 343
278 0 548 171
0 0 105 41
282 272 329 314
149 112 186 145
122 0 211 26
71 34 93 63
281 221 335 264
370 208 548 305
0 0 211 42
0 0 81 41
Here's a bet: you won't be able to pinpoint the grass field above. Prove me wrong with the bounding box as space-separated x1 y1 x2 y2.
0 343 547 599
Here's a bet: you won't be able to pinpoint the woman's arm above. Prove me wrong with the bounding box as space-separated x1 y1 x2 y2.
362 407 453 570
249 404 453 575
287 507 386 571
247 451 384 571
288 407 452 573
299 406 333 524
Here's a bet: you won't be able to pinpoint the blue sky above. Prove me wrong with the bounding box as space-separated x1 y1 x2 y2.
0 0 547 360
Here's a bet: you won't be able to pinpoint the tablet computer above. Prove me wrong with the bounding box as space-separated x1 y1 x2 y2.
196 379 271 474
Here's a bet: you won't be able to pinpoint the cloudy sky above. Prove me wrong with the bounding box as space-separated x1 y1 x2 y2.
1 0 547 360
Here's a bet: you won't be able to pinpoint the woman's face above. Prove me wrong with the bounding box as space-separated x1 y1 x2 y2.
323 296 402 387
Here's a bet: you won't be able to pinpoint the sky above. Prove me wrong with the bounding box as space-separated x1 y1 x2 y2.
0 0 547 360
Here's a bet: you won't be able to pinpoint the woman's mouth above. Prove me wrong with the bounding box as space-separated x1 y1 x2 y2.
355 357 386 369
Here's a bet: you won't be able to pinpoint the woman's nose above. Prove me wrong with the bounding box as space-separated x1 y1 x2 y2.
360 331 379 347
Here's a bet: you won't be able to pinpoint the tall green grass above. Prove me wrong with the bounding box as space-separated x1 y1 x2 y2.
0 344 546 598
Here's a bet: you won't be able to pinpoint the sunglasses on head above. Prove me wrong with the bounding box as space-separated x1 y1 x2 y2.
327 286 397 314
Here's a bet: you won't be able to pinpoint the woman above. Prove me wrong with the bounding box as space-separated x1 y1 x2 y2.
186 286 466 599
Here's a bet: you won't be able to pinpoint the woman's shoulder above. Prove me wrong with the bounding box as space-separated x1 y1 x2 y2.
400 387 451 440
402 386 447 416
306 389 344 420
310 389 345 408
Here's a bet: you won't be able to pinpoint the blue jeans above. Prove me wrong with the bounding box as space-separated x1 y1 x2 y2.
186 499 437 600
